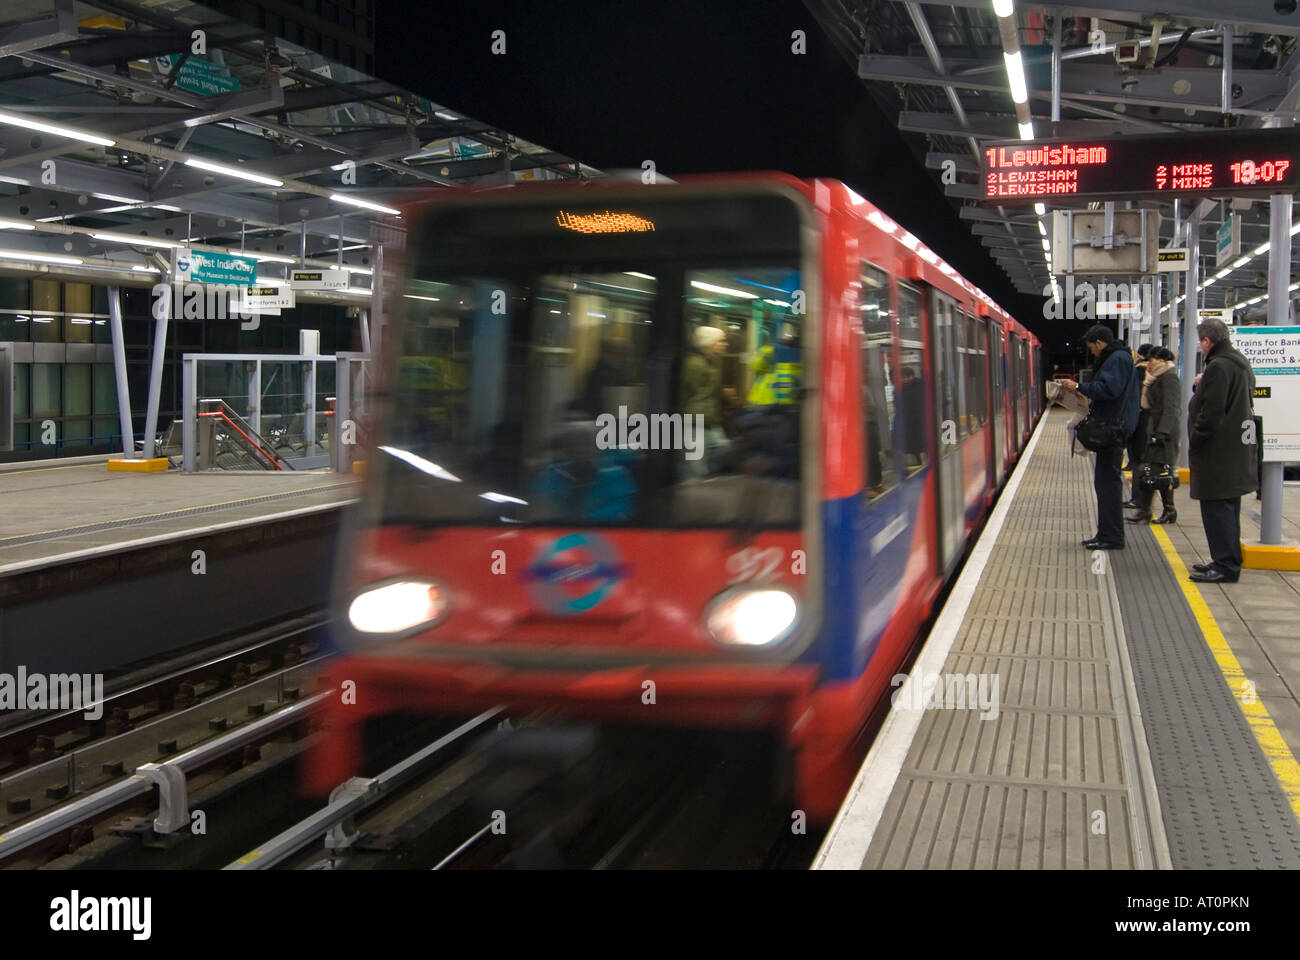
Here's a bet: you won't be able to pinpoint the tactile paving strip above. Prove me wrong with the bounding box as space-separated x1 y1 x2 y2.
863 413 1160 869
1112 527 1300 868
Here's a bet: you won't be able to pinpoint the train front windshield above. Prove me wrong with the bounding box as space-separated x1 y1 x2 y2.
376 189 807 529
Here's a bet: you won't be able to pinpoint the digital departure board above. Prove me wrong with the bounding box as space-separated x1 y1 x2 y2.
981 127 1300 203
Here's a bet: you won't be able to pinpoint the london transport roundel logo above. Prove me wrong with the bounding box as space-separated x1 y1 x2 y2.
522 532 631 616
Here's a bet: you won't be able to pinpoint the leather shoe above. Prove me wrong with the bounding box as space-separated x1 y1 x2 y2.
1081 538 1124 550
1192 562 1211 573
1189 568 1238 583
1125 511 1150 524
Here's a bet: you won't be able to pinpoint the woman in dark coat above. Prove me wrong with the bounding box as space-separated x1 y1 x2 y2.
1126 347 1181 524
1123 344 1154 507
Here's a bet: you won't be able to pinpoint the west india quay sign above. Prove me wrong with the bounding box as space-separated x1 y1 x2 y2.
982 127 1300 202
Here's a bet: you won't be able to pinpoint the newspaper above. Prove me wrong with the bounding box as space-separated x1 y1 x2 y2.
1045 380 1091 457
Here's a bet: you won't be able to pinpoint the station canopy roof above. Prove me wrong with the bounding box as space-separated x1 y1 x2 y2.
0 0 601 296
808 0 1300 322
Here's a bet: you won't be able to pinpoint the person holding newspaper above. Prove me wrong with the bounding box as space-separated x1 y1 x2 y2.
1060 325 1141 550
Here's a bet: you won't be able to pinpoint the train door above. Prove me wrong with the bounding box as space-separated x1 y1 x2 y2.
1016 336 1029 440
929 289 964 572
987 317 1003 487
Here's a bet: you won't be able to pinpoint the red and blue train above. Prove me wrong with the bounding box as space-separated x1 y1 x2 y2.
307 173 1043 821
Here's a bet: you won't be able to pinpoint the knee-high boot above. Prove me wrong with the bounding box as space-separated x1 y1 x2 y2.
1126 484 1154 524
1152 485 1177 524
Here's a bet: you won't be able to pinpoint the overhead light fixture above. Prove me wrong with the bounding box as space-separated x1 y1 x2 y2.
1018 121 1035 140
346 266 373 275
249 253 297 263
1004 51 1028 105
184 157 284 187
1037 221 1047 237
0 218 34 231
92 232 181 248
131 265 160 273
340 286 373 296
330 193 401 215
1253 241 1270 256
0 249 84 265
403 294 441 301
435 110 461 121
1214 267 1232 279
623 271 656 280
0 110 116 147
1034 202 1046 216
763 298 791 307
93 193 140 204
690 280 758 299
1232 256 1250 269
152 204 183 212
992 0 1015 17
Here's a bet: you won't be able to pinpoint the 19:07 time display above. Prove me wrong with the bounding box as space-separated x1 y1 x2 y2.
1230 159 1291 185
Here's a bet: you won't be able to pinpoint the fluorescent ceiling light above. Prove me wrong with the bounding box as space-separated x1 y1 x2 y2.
1037 221 1047 236
403 294 440 301
1018 121 1035 140
340 286 373 296
93 193 140 204
0 218 34 230
1004 51 1028 105
249 253 296 263
1291 222 1300 235
1232 256 1250 269
92 232 180 248
0 110 115 147
623 271 656 280
1214 268 1231 279
1202 277 1216 287
131 265 160 272
152 204 183 212
690 279 758 299
184 157 284 187
346 266 373 275
1034 202 1046 215
329 193 401 215
763 298 791 307
0 249 83 265
435 111 461 121
992 0 1015 17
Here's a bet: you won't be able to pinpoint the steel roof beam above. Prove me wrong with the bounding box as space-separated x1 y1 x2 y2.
933 1 1300 37
0 0 77 58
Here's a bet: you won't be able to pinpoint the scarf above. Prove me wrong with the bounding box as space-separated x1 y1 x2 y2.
1140 358 1171 408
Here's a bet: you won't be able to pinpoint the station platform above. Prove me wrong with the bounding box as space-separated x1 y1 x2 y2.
815 407 1300 870
0 458 359 574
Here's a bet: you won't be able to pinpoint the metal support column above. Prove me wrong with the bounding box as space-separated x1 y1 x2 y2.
371 245 384 360
1150 271 1162 348
1179 211 1200 468
1261 193 1290 545
141 277 170 460
181 356 196 472
106 286 134 457
1051 15 1062 123
359 307 371 354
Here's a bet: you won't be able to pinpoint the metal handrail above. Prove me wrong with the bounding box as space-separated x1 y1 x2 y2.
0 692 329 861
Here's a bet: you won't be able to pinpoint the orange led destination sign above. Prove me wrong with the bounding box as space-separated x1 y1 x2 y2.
981 127 1300 203
555 210 656 234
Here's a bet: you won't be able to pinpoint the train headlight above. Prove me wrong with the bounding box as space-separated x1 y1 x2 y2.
348 579 448 634
705 587 799 647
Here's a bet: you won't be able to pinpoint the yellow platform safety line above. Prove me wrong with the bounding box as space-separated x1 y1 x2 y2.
1149 523 1300 826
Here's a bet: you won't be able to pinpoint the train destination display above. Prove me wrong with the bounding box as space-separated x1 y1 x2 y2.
982 128 1300 203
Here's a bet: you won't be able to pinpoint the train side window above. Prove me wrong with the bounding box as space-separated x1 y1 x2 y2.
860 263 897 500
897 285 927 475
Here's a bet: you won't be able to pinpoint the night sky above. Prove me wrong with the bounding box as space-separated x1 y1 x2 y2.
372 0 1060 355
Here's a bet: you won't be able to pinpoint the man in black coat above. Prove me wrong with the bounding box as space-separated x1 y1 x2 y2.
1061 324 1141 549
1187 318 1258 583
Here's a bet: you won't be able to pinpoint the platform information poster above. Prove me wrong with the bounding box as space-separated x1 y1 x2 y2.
1229 326 1300 462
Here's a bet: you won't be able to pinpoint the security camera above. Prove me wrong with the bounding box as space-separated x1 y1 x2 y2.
1114 41 1141 64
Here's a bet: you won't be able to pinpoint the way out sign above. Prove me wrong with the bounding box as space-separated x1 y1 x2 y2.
1157 248 1189 272
241 285 294 313
290 268 349 290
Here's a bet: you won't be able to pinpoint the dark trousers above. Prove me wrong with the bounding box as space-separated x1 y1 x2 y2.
1199 498 1243 577
1094 444 1125 543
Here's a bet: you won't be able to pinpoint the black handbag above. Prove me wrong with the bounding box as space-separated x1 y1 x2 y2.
1139 463 1179 491
1075 415 1124 452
